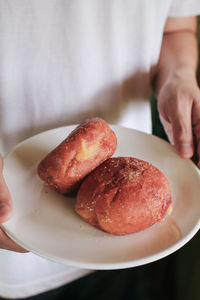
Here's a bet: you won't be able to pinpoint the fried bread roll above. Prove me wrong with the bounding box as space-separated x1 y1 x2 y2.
37 118 117 194
76 157 172 235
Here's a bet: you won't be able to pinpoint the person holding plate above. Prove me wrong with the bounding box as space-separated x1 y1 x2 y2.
0 1 200 299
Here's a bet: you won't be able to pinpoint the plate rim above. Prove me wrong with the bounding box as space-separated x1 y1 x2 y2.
2 124 200 270
2 217 200 270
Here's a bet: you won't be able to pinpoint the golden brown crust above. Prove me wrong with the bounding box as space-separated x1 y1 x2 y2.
76 157 172 235
37 118 117 194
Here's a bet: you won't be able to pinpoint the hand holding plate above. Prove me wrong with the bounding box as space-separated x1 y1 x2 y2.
0 155 27 252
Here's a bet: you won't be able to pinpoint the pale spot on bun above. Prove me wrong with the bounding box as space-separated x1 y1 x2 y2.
167 204 173 215
76 139 100 162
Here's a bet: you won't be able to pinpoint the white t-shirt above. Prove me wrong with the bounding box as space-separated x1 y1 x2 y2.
0 0 200 298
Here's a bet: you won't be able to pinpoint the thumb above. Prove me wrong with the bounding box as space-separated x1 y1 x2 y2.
170 114 194 159
0 155 13 223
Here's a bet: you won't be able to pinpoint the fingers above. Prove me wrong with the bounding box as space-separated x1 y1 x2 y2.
0 203 12 222
0 155 13 222
157 83 195 158
0 156 28 252
168 96 194 158
171 118 194 158
0 227 28 253
159 115 174 144
159 87 200 163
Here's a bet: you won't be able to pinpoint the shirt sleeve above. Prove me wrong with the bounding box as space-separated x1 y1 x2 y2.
169 0 200 17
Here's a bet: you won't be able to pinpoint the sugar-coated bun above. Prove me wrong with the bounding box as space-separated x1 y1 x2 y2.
37 118 117 194
76 157 172 235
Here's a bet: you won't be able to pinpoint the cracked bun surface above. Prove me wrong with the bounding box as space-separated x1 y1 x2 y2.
37 118 117 194
76 157 172 235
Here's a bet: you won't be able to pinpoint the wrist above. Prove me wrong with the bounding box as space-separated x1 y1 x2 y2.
170 65 197 81
155 65 198 97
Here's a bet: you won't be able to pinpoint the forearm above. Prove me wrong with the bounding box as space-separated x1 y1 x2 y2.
152 20 199 95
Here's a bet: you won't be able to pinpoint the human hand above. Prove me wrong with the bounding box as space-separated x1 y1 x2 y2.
0 155 27 252
157 72 200 167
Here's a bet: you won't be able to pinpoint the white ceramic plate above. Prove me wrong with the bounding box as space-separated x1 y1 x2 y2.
2 125 200 270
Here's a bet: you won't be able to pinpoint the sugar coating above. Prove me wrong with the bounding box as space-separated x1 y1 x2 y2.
76 157 172 235
37 118 117 194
